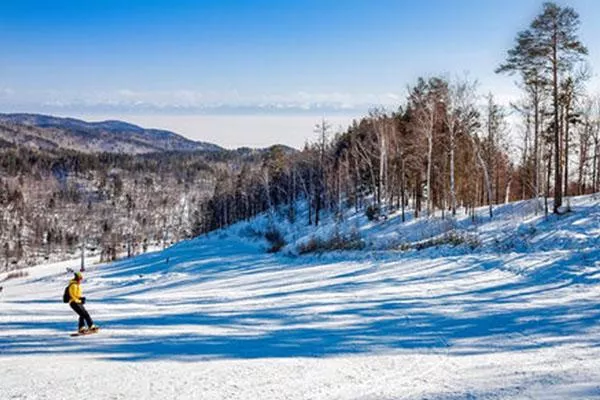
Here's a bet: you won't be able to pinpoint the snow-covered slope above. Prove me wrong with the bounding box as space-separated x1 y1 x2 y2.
1 195 600 399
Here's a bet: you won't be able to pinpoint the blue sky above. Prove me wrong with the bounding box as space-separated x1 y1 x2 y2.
1 0 599 148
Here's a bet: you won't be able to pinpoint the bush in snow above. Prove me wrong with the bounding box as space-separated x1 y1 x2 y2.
496 223 536 252
1 270 29 282
397 243 412 252
297 229 364 254
265 227 286 253
365 204 381 221
415 231 480 251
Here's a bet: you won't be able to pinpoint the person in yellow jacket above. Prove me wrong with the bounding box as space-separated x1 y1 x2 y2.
68 272 98 333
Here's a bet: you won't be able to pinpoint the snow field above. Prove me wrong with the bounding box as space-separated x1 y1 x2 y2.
1 195 600 399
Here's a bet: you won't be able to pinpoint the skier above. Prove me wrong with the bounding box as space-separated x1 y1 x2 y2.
67 272 98 334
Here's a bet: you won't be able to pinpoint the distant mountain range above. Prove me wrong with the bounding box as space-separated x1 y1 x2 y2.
0 113 224 154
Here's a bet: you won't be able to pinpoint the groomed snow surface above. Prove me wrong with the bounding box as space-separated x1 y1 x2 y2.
2 195 600 399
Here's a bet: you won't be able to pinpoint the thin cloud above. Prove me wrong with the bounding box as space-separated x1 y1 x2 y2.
1 89 405 115
0 88 15 97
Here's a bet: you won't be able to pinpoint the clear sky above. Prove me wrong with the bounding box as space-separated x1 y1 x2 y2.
1 0 599 148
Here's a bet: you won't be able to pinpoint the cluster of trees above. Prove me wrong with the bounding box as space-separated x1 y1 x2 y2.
0 146 219 270
0 138 301 270
203 2 599 233
202 79 512 230
199 145 300 231
497 1 593 213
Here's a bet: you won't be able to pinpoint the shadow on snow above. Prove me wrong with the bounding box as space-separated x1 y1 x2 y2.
1 203 600 362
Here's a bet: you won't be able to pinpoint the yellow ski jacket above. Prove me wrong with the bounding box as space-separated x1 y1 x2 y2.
68 279 83 304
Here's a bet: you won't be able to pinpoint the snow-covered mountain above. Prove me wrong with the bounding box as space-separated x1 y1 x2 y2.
1 194 600 399
0 113 223 154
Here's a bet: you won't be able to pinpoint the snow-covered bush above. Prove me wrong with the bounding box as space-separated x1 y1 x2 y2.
265 226 286 253
396 242 412 252
365 204 380 221
297 229 364 254
415 231 480 251
1 270 29 282
495 222 537 252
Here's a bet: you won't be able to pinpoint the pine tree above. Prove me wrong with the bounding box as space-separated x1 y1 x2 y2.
498 2 587 213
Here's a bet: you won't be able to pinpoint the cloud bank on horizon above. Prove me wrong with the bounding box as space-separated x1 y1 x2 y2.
0 88 405 116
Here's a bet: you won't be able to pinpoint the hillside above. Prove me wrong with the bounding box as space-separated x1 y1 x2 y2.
0 117 299 270
1 194 599 399
0 145 219 270
0 113 223 154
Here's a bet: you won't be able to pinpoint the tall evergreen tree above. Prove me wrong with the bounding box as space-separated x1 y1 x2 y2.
498 2 587 213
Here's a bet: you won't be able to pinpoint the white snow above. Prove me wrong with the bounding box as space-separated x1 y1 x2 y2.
1 196 600 399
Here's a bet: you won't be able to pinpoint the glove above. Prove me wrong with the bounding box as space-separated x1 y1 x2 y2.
80 297 86 304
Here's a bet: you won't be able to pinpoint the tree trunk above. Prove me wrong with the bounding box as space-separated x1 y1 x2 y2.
426 130 433 217
450 133 457 216
547 144 553 217
474 137 493 218
505 172 512 204
401 158 406 222
593 134 599 192
552 27 563 213
564 101 571 197
378 126 387 209
533 84 540 202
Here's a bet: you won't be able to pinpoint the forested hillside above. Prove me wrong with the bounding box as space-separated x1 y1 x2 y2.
0 133 289 270
206 3 599 239
0 113 223 154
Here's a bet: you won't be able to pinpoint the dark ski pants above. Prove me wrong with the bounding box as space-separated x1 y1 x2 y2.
70 302 94 330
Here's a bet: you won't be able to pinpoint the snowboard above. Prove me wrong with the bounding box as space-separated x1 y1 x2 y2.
70 328 100 337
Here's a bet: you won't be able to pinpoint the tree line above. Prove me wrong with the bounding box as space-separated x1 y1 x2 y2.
201 2 598 234
0 145 257 270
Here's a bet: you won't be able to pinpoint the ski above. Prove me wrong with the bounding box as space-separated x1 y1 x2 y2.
70 328 100 337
